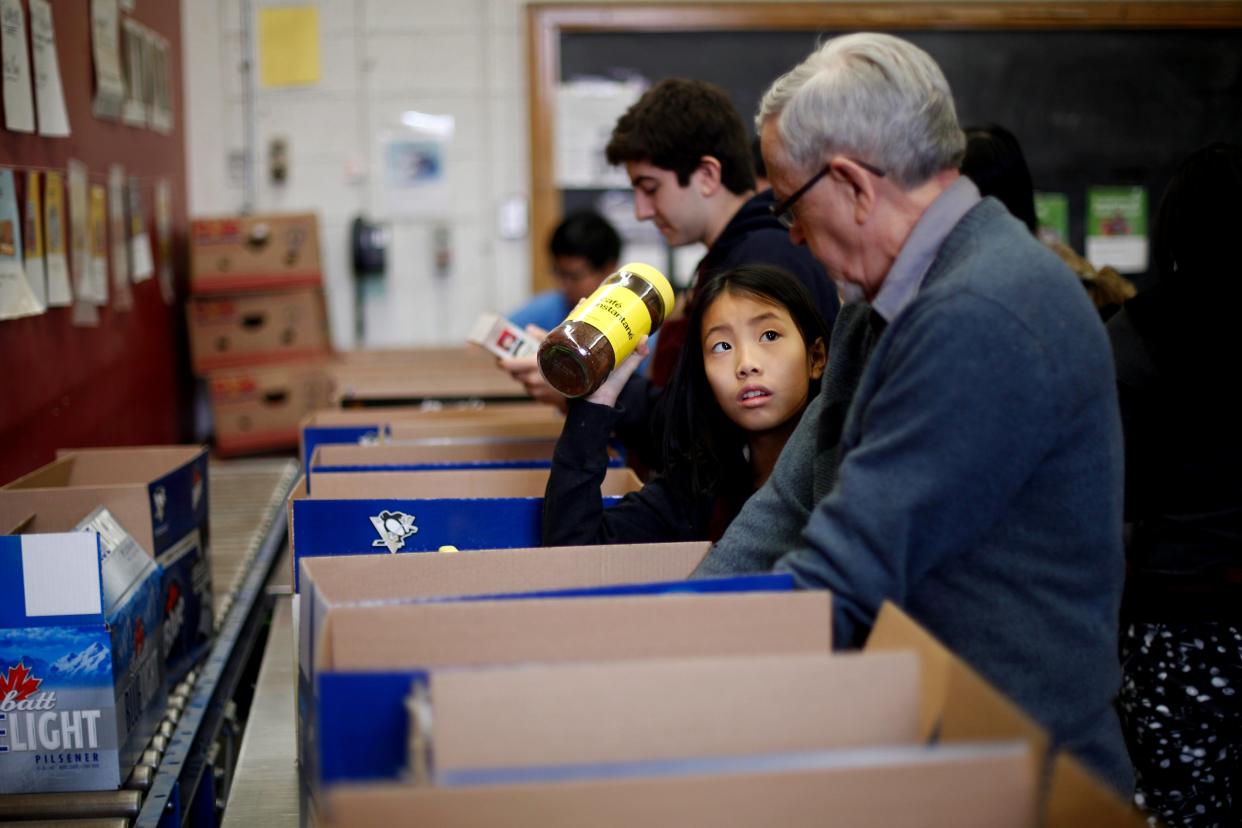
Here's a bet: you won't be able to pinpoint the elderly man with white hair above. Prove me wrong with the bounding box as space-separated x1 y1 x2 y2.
694 33 1133 792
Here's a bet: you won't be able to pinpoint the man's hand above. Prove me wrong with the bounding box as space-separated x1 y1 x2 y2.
586 336 649 408
498 325 567 411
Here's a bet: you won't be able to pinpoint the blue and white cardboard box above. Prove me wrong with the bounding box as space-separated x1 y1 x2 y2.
295 541 811 788
309 441 558 474
0 446 213 680
0 510 165 793
298 404 566 477
288 466 641 590
306 440 624 493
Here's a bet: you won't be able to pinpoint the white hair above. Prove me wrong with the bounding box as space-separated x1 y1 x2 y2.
757 33 965 189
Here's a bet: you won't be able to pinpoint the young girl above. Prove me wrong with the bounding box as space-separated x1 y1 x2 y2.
542 264 829 545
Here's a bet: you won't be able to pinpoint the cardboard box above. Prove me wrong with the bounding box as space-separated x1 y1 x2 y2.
0 447 213 680
329 347 527 405
419 651 925 782
404 603 1046 785
0 510 165 793
187 288 330 374
312 600 1060 828
299 403 561 475
304 587 824 787
189 212 321 293
210 360 336 457
322 743 1036 828
1044 752 1151 827
297 541 793 782
288 467 641 586
307 440 621 481
310 440 561 474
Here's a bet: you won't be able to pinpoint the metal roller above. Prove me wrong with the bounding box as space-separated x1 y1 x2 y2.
0 820 131 828
0 790 142 820
124 765 153 792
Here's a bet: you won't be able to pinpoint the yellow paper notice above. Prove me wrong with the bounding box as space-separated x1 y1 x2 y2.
258 6 320 88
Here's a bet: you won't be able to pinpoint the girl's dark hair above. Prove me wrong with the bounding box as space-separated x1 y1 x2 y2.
661 264 831 505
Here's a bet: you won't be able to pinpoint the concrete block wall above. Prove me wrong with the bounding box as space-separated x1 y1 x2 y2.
182 0 531 350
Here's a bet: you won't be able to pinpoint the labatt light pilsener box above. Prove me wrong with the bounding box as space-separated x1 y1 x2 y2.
0 510 165 793
0 447 212 680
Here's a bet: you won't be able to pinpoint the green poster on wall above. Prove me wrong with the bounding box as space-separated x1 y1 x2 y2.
1034 192 1069 246
1086 186 1148 274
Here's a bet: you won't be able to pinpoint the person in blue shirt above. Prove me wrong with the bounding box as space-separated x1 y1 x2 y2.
508 210 621 333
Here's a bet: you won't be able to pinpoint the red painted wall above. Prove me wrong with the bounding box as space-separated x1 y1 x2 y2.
0 0 191 484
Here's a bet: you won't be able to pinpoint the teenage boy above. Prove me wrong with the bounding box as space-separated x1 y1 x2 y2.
502 79 837 464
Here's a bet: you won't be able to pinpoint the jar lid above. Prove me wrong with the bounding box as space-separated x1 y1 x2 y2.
619 262 675 317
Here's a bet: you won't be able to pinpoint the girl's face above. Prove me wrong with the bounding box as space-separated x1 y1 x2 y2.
699 290 827 435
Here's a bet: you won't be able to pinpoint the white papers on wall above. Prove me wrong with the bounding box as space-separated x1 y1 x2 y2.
23 170 46 306
0 169 43 320
107 165 131 310
127 177 153 282
87 184 109 306
67 159 98 326
1 0 35 133
28 0 69 137
376 112 455 219
44 170 70 305
90 0 125 121
120 18 147 127
148 32 171 135
555 78 646 189
154 178 173 304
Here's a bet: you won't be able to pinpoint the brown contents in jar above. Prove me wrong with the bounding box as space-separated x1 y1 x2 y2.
538 263 673 398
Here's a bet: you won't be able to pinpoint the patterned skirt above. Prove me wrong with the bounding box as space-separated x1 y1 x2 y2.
1118 621 1242 827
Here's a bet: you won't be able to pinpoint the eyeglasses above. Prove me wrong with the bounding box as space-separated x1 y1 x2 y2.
769 157 887 230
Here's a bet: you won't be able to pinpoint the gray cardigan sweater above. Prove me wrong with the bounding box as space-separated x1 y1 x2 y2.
695 198 1133 792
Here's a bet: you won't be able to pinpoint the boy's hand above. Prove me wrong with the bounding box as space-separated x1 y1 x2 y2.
498 325 567 412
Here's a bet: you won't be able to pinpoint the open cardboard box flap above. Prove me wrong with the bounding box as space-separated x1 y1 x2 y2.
0 484 153 552
0 446 207 554
322 743 1036 828
1044 752 1150 827
303 403 558 428
301 466 639 499
865 603 1050 759
316 590 832 674
301 540 712 608
312 439 560 469
299 541 714 674
422 651 923 775
297 402 559 463
8 446 203 489
384 418 566 442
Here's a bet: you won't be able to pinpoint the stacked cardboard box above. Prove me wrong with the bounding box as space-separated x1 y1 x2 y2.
187 213 333 456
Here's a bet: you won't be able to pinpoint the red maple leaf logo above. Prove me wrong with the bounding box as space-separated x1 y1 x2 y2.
0 661 42 702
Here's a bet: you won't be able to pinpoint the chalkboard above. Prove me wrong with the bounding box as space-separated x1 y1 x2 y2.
531 5 1242 291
